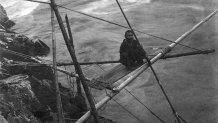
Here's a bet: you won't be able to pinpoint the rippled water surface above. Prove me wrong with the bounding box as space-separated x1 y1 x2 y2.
1 0 218 122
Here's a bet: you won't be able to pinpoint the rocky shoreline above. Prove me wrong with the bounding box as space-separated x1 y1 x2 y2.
0 4 88 123
0 4 116 123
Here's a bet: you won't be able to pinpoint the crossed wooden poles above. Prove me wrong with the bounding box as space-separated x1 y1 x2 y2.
2 0 216 122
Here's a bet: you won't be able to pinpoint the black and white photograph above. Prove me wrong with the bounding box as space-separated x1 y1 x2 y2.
0 0 218 123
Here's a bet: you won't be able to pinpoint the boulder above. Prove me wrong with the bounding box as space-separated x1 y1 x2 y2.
0 74 41 123
0 34 50 58
0 73 88 122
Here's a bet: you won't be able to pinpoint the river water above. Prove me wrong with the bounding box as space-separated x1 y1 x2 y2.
1 0 218 122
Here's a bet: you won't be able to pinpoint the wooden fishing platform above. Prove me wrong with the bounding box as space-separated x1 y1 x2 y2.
86 47 216 90
87 63 144 90
86 48 161 90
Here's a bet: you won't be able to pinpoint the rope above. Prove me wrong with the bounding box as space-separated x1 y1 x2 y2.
97 64 140 121
95 64 112 111
149 69 186 123
111 98 143 123
115 1 186 123
89 87 97 104
71 75 75 96
64 66 75 96
23 0 203 52
177 115 187 123
96 64 105 72
124 88 166 123
97 63 166 122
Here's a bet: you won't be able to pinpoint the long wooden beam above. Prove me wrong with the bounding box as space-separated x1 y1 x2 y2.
76 9 218 123
49 1 100 122
5 48 215 68
57 60 120 66
65 15 82 95
1 46 214 83
50 3 65 123
162 49 215 59
55 49 215 66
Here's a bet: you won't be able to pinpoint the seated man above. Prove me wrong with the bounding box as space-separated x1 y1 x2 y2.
119 30 146 68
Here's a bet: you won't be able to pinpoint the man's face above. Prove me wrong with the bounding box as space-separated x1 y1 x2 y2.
126 32 134 40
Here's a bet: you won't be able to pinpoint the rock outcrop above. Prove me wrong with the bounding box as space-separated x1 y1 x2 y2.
0 34 50 58
0 4 15 29
0 74 87 123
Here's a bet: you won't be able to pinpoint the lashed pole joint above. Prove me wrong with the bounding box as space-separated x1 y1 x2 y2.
161 46 172 54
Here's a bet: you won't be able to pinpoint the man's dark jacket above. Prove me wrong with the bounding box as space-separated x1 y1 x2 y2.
119 39 145 65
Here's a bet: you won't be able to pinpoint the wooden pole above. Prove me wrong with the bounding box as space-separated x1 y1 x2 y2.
49 1 100 122
57 60 120 66
116 1 180 122
162 49 215 59
56 48 215 66
50 5 65 123
76 9 218 123
4 48 215 67
65 15 82 95
63 14 99 123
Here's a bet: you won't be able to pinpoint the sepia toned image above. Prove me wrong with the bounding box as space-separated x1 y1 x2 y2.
0 0 218 123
